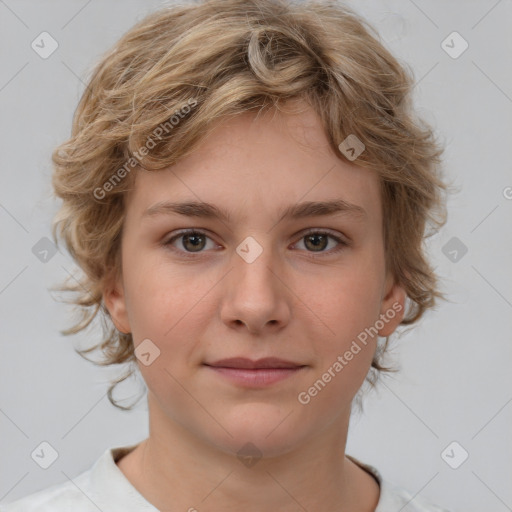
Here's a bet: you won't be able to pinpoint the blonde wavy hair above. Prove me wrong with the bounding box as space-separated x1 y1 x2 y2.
51 0 452 410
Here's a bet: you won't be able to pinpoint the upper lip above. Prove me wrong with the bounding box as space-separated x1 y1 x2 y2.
204 357 305 369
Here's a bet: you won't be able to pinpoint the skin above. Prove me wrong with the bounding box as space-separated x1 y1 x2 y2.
104 98 406 512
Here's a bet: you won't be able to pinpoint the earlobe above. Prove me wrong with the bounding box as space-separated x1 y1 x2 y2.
378 275 407 337
102 273 131 334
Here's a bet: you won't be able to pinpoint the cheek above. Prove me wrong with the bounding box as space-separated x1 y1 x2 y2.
123 252 207 335
305 313 377 410
298 265 383 342
124 265 215 382
295 261 383 391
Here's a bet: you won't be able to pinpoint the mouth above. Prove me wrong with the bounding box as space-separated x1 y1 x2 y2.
204 357 305 369
203 357 307 387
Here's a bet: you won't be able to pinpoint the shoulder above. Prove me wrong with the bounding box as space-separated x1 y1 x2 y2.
346 454 453 512
0 444 143 512
378 479 453 512
0 470 95 512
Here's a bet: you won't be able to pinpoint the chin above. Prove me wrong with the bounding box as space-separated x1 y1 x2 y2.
204 405 309 459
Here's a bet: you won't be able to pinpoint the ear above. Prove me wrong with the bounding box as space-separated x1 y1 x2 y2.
102 269 131 334
377 270 407 337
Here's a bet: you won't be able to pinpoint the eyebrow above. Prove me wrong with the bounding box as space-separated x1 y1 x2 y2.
142 199 367 223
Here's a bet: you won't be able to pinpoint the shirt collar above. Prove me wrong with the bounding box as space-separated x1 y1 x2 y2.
91 444 400 511
89 444 158 511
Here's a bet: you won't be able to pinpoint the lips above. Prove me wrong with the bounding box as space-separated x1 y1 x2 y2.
203 357 306 387
204 357 305 369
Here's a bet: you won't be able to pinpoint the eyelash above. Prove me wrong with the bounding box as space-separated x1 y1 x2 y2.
162 228 350 260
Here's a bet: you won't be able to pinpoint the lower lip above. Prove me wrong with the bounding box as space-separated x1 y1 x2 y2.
204 365 305 386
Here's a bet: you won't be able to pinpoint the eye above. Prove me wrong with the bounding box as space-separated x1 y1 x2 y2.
163 229 218 257
292 229 349 258
162 228 350 259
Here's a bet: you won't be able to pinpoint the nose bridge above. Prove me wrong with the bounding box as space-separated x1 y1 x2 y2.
232 233 280 294
220 232 289 333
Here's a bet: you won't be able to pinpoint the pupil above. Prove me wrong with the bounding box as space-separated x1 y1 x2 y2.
306 234 326 251
184 233 204 251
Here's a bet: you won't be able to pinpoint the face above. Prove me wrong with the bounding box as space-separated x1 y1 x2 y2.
104 99 406 458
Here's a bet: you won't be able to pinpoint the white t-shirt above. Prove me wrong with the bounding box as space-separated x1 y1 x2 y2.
0 444 452 511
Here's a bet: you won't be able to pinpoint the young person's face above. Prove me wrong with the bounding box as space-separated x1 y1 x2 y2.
105 100 405 457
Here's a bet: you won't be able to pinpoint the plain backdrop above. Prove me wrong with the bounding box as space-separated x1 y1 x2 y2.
0 1 511 511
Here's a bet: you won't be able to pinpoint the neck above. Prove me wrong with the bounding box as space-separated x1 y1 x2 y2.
116 392 380 512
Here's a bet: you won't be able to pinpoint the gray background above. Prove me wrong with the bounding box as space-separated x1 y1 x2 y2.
1 1 511 510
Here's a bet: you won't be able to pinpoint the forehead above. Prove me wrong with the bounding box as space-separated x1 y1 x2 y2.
125 101 382 227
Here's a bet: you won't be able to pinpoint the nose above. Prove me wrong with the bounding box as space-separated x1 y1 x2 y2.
219 239 291 335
